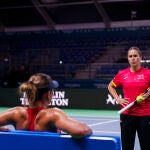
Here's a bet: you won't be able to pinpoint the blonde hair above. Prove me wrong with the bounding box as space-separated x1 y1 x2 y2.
19 73 52 105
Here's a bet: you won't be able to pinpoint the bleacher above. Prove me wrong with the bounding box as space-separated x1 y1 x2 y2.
95 64 129 78
0 26 150 81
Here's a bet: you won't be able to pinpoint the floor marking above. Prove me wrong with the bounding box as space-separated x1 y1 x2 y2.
88 119 119 127
71 117 119 121
93 130 120 134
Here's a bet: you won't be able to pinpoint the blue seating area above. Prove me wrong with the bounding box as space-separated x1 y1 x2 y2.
0 30 104 65
60 48 100 64
95 64 129 78
0 130 121 150
39 65 67 79
0 27 150 80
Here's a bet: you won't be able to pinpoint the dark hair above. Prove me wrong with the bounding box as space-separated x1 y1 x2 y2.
128 46 142 57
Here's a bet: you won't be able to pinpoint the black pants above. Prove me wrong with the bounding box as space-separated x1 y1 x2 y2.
120 114 150 150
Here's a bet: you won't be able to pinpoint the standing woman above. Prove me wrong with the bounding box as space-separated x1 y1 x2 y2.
108 47 150 150
0 73 92 138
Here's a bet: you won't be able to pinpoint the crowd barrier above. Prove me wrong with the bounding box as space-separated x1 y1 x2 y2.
0 130 121 150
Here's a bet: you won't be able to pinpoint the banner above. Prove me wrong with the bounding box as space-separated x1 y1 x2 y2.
0 88 122 110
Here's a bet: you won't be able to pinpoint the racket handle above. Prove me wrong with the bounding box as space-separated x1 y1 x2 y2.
117 101 135 114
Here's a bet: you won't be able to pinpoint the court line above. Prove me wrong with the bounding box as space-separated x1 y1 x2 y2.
71 117 119 121
93 130 120 134
88 119 119 127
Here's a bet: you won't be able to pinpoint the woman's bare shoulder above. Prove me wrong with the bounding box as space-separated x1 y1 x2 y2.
0 107 27 120
5 106 27 113
46 107 64 113
39 107 64 117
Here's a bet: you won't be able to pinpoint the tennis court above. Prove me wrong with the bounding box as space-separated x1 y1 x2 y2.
63 109 140 150
0 108 140 150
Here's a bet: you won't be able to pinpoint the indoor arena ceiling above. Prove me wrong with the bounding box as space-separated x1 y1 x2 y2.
0 0 149 32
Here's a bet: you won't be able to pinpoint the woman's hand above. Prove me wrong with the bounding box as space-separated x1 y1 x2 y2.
116 97 129 107
0 126 10 131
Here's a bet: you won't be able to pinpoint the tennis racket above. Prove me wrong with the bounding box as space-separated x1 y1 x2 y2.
118 87 150 114
118 100 136 114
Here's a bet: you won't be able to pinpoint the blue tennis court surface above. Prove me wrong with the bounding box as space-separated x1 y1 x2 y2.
72 116 120 135
67 110 140 150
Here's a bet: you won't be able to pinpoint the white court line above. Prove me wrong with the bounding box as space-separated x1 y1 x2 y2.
88 119 119 127
93 130 120 134
71 117 118 121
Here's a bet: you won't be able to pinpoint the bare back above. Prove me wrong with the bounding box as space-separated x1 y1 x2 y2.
0 107 58 132
0 107 92 137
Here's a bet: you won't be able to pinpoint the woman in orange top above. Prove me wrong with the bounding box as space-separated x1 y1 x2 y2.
0 73 92 138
